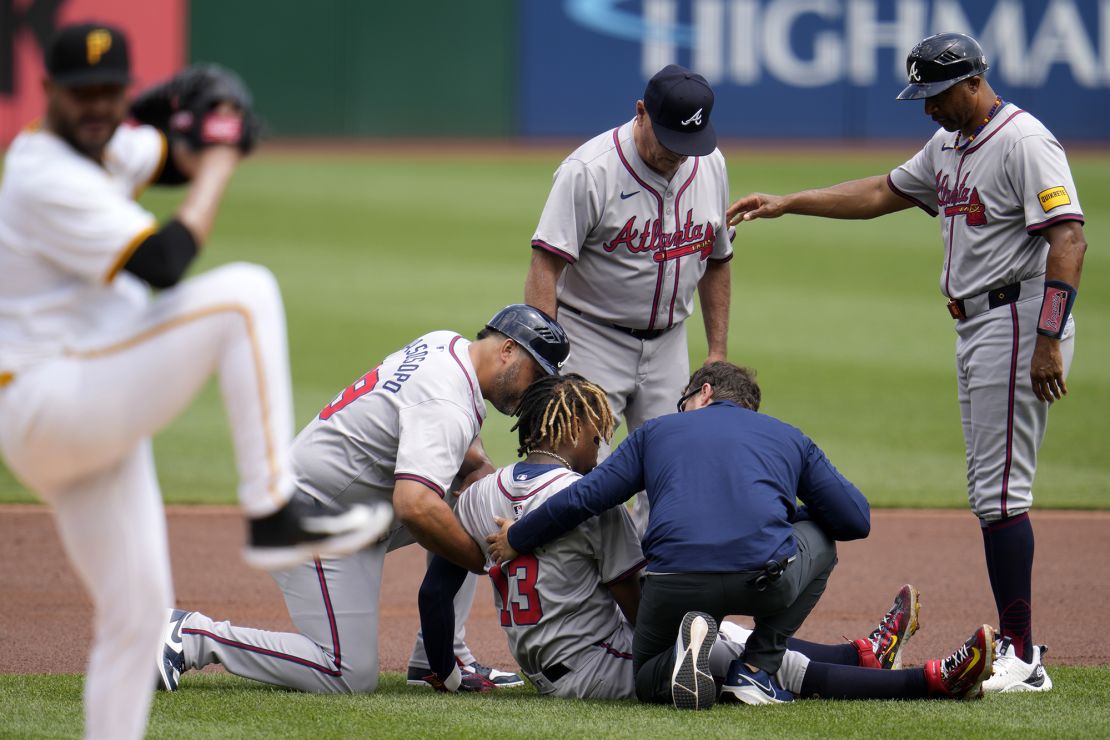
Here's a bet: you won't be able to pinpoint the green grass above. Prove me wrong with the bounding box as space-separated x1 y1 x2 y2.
2 669 1108 738
1 147 1108 509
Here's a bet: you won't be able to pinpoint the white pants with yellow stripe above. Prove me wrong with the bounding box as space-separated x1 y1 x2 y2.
0 262 295 740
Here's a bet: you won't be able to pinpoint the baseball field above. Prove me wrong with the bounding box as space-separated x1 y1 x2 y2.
1 144 1108 737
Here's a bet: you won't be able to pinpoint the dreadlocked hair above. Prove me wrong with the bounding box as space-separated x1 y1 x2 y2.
511 373 615 458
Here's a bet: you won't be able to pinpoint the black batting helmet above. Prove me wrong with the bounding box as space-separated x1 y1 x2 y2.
896 32 989 101
485 304 570 376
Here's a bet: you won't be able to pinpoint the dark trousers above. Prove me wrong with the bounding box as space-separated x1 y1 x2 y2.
633 521 838 703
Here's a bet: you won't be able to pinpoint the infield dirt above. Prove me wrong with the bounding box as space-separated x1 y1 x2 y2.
2 506 1107 674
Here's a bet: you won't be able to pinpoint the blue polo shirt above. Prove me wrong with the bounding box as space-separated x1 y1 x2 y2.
507 400 870 573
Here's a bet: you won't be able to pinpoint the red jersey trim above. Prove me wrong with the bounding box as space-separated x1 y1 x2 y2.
886 174 938 217
531 240 576 264
1025 213 1084 235
603 558 648 586
448 335 484 425
496 468 572 502
395 473 446 499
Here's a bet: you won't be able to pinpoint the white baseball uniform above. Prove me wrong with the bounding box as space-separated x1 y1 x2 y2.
176 331 487 692
531 120 733 530
0 124 296 739
887 102 1083 520
455 462 646 699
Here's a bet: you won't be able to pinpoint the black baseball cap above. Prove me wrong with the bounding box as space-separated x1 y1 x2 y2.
45 23 131 87
643 64 717 156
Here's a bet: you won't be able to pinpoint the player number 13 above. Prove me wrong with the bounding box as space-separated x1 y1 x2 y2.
489 555 543 626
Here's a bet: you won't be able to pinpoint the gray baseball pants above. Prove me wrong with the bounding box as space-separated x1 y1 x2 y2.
179 531 476 693
558 309 690 534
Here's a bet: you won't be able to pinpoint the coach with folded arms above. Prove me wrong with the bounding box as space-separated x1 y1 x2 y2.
488 361 870 708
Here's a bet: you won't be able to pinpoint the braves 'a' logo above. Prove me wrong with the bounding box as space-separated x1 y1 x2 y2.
909 61 922 82
681 108 703 127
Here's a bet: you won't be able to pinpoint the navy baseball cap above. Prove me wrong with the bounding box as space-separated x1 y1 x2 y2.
643 64 717 156
45 23 132 87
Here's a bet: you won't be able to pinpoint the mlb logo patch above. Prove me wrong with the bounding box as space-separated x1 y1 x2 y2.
1038 186 1071 213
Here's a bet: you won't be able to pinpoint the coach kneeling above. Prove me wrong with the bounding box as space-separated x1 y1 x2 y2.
487 362 870 709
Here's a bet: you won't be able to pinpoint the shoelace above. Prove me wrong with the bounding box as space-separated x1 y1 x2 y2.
941 641 973 677
867 608 901 649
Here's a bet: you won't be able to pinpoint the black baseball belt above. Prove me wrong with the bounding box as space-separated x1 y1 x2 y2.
558 303 670 341
946 275 1044 321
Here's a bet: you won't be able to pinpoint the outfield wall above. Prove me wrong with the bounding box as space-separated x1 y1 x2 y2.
2 0 1108 145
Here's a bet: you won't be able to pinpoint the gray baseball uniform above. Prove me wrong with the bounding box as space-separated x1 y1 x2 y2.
455 462 646 699
887 102 1083 520
532 120 733 530
176 331 488 692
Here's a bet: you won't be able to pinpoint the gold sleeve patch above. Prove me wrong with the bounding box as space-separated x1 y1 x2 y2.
1038 187 1071 213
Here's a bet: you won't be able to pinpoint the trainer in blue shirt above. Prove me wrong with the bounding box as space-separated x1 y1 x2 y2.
488 362 871 708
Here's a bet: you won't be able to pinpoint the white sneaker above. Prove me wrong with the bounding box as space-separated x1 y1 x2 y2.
981 638 1053 693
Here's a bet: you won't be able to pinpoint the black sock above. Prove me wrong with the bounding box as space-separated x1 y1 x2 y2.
799 662 928 700
983 513 1034 660
786 637 860 666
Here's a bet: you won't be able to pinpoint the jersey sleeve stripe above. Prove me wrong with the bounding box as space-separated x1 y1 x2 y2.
1025 213 1084 235
103 224 157 283
602 558 647 586
886 174 938 217
531 240 576 264
395 473 446 498
708 252 734 263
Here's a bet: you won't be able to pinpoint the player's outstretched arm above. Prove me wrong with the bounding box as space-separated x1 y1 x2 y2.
1030 220 1087 402
727 175 912 226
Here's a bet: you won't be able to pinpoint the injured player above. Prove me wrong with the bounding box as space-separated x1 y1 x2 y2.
419 373 996 704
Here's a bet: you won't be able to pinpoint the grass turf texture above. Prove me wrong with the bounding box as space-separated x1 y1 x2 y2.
2 668 1109 738
0 147 1107 509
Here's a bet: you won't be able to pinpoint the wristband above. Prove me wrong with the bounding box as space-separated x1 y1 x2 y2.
1036 280 1077 338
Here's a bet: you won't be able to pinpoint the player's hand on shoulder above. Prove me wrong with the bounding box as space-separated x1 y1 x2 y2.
1030 335 1068 403
486 516 519 564
727 192 786 226
130 64 262 155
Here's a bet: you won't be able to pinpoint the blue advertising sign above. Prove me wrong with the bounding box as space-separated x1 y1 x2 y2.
519 0 1110 141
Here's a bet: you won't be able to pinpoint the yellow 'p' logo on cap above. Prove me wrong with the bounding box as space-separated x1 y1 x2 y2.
87 30 112 65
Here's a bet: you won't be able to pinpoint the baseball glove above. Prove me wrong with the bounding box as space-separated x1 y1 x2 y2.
130 64 262 154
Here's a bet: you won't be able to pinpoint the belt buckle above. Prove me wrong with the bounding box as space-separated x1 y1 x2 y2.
946 299 966 320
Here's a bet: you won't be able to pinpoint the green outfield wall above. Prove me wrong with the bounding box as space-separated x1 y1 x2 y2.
189 1 516 137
